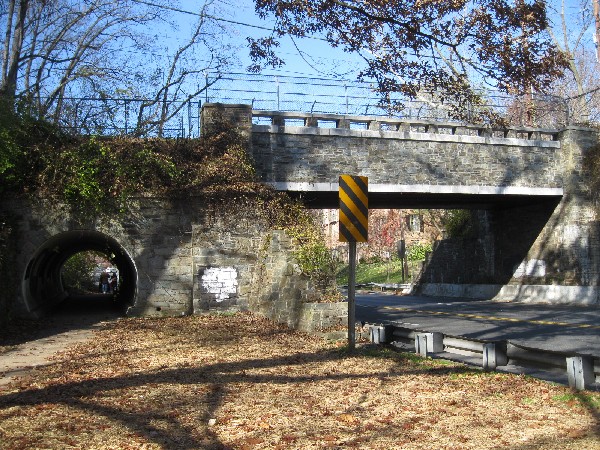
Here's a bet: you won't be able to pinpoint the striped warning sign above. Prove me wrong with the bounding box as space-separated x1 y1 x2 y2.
339 175 368 242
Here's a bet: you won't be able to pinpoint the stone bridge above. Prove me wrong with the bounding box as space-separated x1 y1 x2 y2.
204 103 600 304
224 105 565 209
4 103 600 323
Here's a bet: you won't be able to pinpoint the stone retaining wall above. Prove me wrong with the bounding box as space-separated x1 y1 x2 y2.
296 302 348 333
3 196 340 329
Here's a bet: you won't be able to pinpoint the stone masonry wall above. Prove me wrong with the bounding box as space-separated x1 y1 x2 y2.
201 104 600 304
250 123 563 189
418 127 600 304
3 196 335 328
512 127 600 286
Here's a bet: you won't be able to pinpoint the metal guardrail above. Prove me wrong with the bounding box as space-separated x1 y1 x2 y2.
368 323 599 391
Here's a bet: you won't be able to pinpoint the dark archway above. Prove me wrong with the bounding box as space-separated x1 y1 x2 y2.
22 230 137 317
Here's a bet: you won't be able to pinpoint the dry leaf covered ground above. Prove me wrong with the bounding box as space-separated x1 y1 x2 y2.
0 312 599 450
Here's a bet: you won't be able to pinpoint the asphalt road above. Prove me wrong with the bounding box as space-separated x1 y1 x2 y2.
355 293 600 358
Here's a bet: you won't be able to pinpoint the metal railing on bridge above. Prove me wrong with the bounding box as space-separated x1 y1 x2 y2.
30 72 579 138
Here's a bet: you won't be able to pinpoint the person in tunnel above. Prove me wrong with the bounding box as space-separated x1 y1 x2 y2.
100 269 110 294
108 270 118 294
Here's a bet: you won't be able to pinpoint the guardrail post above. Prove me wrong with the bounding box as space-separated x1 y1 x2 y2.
566 356 594 390
427 332 444 353
415 332 443 357
482 343 508 371
415 333 428 357
369 325 393 344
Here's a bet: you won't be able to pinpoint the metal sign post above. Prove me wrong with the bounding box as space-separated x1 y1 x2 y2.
347 241 357 350
338 175 368 351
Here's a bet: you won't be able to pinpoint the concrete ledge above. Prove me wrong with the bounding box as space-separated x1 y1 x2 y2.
219 107 598 150
254 125 560 147
268 182 563 198
419 283 600 306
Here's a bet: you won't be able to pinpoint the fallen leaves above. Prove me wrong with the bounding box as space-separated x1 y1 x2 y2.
0 312 598 449
336 413 360 425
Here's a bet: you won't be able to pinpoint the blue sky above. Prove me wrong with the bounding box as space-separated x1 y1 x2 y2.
157 0 598 82
159 0 365 79
223 1 363 78
134 0 599 123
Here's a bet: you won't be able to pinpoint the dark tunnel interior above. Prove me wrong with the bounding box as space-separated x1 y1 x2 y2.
23 230 137 317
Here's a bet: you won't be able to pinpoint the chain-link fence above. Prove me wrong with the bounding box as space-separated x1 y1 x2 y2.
39 72 587 138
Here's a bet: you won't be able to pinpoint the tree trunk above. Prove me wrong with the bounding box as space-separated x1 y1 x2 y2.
1 0 16 89
1 0 29 101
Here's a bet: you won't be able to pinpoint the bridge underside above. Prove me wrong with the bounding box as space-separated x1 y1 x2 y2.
270 183 564 209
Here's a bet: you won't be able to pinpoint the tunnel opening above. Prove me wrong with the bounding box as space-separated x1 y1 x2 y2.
23 230 137 318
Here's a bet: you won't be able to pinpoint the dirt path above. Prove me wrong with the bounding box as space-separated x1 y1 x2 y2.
0 295 121 388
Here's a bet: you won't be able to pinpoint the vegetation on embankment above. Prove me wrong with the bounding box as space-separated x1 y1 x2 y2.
336 241 434 286
336 258 407 286
0 107 261 215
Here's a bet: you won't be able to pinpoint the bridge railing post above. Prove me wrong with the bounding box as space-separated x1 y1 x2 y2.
337 118 350 129
367 120 381 131
305 116 318 127
271 114 285 127
200 103 253 138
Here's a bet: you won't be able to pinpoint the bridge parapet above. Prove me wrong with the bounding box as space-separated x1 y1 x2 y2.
199 103 591 209
252 110 560 142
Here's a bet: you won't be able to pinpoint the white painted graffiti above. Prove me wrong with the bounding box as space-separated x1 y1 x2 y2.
201 267 238 302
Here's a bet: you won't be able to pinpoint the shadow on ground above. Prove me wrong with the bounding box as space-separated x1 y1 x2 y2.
0 294 121 349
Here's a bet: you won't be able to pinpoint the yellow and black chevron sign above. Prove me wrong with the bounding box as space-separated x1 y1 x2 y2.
339 175 368 242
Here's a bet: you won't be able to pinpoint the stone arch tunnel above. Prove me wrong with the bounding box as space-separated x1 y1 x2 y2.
5 195 319 323
22 230 137 317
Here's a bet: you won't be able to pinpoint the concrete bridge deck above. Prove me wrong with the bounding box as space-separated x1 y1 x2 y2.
268 181 563 209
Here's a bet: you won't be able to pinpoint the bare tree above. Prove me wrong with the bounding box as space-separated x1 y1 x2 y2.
498 0 600 127
1 0 28 100
0 0 233 135
130 1 230 137
544 0 599 124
